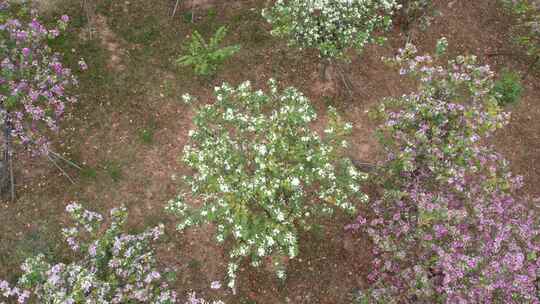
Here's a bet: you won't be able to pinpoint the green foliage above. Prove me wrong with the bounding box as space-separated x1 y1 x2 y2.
492 69 523 106
207 8 217 19
104 161 122 182
124 16 160 44
501 0 540 64
80 167 98 179
310 223 326 241
14 222 61 264
435 36 448 56
183 11 193 23
167 79 368 290
188 259 202 271
176 26 240 77
139 122 156 144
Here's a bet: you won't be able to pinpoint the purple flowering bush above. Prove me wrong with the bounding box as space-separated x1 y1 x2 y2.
0 3 85 155
0 203 177 303
349 41 540 302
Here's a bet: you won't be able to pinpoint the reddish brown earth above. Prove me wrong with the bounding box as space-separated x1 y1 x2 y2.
0 0 539 303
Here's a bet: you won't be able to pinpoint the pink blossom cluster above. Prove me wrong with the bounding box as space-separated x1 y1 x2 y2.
349 42 540 302
0 3 85 155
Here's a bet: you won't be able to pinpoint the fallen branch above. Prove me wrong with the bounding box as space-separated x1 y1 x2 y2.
335 62 355 100
47 154 75 184
171 0 182 18
49 150 82 171
351 159 377 173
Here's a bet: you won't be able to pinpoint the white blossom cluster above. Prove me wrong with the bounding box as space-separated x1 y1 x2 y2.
166 79 368 290
263 0 399 59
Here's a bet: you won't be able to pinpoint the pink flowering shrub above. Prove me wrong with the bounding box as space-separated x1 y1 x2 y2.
0 203 177 303
349 41 540 302
0 3 85 155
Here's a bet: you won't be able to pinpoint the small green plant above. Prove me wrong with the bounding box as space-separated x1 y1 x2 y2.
207 8 217 19
176 26 240 77
188 259 202 271
80 167 98 179
182 11 193 23
492 69 523 106
104 161 122 182
139 127 155 144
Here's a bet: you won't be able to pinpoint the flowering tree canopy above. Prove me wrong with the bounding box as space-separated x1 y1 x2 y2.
167 80 368 290
0 203 177 303
0 3 85 155
263 0 399 60
348 41 540 302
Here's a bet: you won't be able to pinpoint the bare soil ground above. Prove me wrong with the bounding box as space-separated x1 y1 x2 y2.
1 0 539 303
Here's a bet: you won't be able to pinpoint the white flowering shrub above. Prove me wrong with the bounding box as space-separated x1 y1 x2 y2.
0 203 177 303
262 0 399 60
167 79 368 289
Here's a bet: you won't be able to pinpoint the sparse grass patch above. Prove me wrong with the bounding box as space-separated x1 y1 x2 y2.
75 39 112 88
188 258 202 272
162 78 177 98
139 118 158 144
104 161 122 182
139 127 155 144
14 224 59 260
207 7 217 20
231 8 272 48
80 166 98 179
310 224 326 241
119 15 160 45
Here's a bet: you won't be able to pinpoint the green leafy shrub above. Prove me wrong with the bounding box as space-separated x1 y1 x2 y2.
176 26 240 77
167 79 368 290
492 69 523 106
